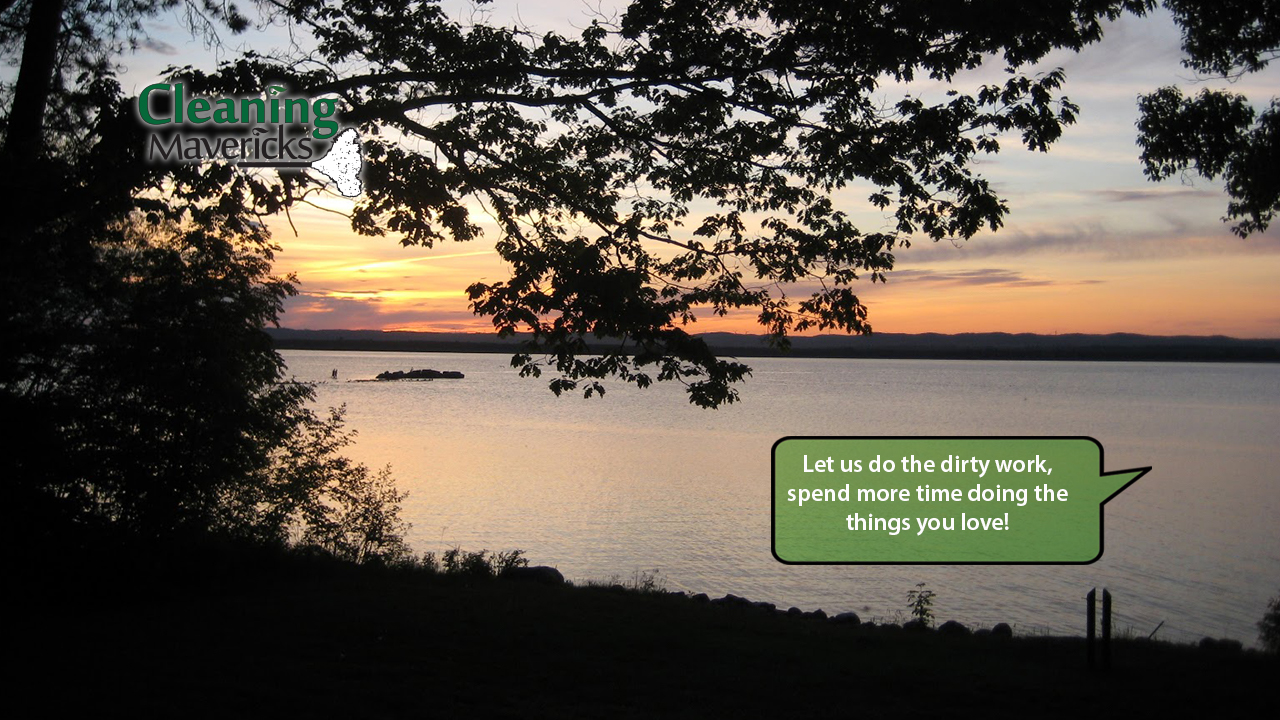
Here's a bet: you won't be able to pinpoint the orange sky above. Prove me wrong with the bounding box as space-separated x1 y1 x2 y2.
273 204 1280 337
127 3 1280 338
271 173 1280 337
267 6 1279 338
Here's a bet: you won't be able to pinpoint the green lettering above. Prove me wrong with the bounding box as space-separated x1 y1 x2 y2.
284 97 309 124
212 98 237 124
188 97 211 123
312 98 339 139
138 83 171 125
240 97 266 124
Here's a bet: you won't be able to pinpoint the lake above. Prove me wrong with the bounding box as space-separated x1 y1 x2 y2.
281 350 1279 646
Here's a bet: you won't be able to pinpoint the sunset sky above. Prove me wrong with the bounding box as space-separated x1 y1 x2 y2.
127 1 1280 338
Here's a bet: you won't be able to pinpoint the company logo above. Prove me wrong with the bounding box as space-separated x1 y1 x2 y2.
136 83 364 197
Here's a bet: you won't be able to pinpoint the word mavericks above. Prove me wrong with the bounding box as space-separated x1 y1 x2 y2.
137 83 341 164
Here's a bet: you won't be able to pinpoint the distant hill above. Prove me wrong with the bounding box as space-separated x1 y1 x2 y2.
267 328 1280 362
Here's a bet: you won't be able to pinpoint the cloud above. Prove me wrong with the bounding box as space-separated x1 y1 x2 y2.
889 268 1099 288
898 223 1106 263
1092 188 1220 203
140 38 178 56
281 292 485 331
898 221 1280 263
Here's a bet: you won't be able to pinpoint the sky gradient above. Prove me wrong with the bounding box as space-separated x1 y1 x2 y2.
129 2 1280 338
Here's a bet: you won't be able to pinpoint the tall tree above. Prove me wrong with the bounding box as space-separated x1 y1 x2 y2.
12 1 1269 415
199 0 1151 406
1 0 65 166
1 0 408 560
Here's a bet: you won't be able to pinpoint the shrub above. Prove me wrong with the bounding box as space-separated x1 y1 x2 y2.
419 551 441 573
906 583 937 627
491 549 530 574
629 568 666 594
1260 591 1280 654
439 548 529 577
272 406 412 565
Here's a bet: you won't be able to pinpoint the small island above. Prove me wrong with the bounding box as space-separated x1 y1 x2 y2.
374 368 465 381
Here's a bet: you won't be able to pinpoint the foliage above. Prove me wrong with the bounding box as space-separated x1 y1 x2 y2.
284 408 412 564
436 547 530 577
442 547 492 576
1137 1 1279 237
0 7 410 562
906 582 937 627
181 0 1158 407
0 0 250 164
491 548 531 574
1261 591 1280 654
584 567 666 594
629 568 667 594
6 2 1273 413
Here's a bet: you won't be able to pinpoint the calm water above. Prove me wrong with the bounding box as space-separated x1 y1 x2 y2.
282 350 1280 645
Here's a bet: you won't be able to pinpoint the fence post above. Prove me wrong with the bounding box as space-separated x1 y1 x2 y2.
1086 588 1096 669
1101 588 1112 672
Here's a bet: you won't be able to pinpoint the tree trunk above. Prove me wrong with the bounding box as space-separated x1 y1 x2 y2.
3 0 66 167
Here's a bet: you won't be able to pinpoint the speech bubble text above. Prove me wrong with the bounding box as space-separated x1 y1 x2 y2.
772 437 1148 564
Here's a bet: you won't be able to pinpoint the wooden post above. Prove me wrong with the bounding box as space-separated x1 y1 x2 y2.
1101 588 1112 672
1086 588 1096 669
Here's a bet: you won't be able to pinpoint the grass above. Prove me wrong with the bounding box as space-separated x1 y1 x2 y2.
579 567 668 594
12 551 1275 718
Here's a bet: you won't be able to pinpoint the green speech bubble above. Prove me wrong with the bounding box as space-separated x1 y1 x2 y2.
772 436 1148 564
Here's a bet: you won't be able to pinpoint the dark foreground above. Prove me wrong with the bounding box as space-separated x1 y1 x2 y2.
13 558 1272 718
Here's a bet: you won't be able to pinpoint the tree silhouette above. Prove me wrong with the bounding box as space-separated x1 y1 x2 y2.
5 1 1273 549
1261 591 1280 654
1137 1 1279 237
184 0 1162 406
1 1 408 560
0 1 249 167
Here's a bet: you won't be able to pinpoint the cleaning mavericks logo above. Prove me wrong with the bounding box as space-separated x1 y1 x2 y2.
136 83 363 197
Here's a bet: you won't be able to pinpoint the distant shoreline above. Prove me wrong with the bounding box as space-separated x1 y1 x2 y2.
268 328 1280 363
